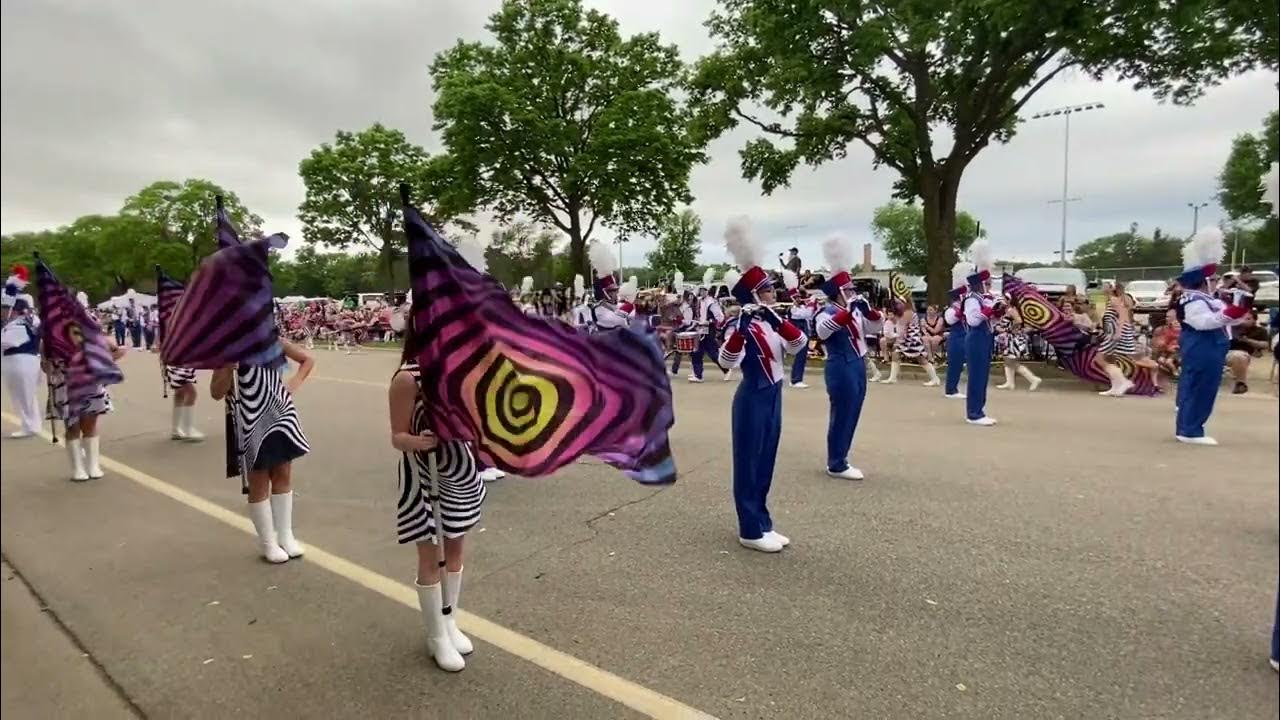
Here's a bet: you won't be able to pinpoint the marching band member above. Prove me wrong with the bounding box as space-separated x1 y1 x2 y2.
691 268 731 383
210 340 314 563
786 270 816 389
519 276 538 316
814 235 879 481
617 278 639 322
570 274 594 332
389 321 487 672
962 240 1000 426
1173 227 1248 445
718 217 807 553
669 271 696 376
942 262 969 399
2 266 42 438
588 241 630 331
47 291 126 480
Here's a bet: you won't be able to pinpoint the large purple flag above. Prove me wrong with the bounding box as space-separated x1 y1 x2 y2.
403 190 676 484
34 257 124 409
214 196 242 250
155 265 184 346
160 235 287 369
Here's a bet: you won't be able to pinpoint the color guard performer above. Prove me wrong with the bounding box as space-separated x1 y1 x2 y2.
942 262 969 399
814 235 879 481
718 217 807 553
691 268 731 383
1173 227 1248 445
962 240 1001 426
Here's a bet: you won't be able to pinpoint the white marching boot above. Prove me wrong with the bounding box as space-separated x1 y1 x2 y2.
922 363 941 387
66 439 89 481
180 406 205 442
444 570 473 655
269 492 305 558
247 500 289 564
1100 365 1133 396
416 582 466 672
867 360 883 383
1017 364 1042 392
171 404 187 440
766 530 791 547
996 365 1016 390
882 360 900 384
83 436 104 479
738 535 784 553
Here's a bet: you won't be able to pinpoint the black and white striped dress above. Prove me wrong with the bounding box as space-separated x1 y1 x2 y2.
1098 307 1137 357
164 365 197 389
46 364 111 429
230 364 309 472
396 365 485 544
896 316 927 359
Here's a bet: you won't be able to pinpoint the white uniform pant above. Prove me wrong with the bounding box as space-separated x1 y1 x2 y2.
2 353 43 433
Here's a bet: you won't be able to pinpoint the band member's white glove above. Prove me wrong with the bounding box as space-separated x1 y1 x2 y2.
1231 288 1253 307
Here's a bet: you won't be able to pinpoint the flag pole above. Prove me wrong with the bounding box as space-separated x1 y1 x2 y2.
32 252 59 444
156 265 168 400
401 182 453 621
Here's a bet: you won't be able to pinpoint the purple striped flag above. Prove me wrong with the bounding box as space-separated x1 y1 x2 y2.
155 265 184 345
215 196 242 250
402 191 676 484
34 257 124 409
160 234 287 370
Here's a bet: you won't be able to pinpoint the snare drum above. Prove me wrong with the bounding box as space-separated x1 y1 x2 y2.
675 332 698 354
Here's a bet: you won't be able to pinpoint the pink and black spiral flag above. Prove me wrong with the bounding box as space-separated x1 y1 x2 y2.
34 256 124 409
155 265 184 345
160 233 288 370
402 188 676 484
1002 273 1159 395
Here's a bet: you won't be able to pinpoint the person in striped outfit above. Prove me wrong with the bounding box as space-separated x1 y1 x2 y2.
719 217 807 553
164 364 204 441
942 261 969 399
210 339 314 564
814 235 880 481
389 329 486 672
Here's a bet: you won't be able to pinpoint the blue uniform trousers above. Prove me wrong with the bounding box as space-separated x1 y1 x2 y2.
824 353 867 472
789 320 810 384
1175 330 1227 438
731 380 782 539
691 334 724 379
945 326 966 395
965 322 993 420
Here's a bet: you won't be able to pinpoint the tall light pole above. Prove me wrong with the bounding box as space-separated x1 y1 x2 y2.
1187 201 1209 235
616 236 629 282
1031 102 1105 267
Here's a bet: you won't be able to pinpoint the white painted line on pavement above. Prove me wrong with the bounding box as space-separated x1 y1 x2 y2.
313 375 388 388
1 411 718 720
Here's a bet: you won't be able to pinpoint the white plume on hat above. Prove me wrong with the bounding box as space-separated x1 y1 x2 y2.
951 261 970 290
1262 162 1279 215
1182 226 1224 271
673 270 684 291
782 268 799 290
968 239 993 273
520 276 534 294
628 274 638 288
456 235 488 273
619 279 637 302
723 216 762 270
588 240 618 275
721 268 741 290
821 234 854 273
573 273 585 302
76 291 89 308
701 267 715 289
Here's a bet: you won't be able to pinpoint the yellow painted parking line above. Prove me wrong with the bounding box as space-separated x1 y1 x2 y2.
1 411 717 720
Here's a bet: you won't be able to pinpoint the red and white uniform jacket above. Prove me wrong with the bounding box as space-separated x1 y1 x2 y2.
718 315 807 388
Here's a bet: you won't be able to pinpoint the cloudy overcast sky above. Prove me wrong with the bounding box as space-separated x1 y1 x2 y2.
3 0 1276 267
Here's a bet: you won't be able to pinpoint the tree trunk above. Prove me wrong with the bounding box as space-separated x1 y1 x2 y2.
921 172 960 307
567 209 585 282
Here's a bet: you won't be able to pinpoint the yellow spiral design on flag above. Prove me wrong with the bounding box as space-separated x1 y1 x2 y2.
1016 296 1053 330
889 273 911 301
1113 355 1138 379
482 355 559 445
66 323 85 348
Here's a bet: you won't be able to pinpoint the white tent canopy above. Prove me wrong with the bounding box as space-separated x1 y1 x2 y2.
96 289 156 311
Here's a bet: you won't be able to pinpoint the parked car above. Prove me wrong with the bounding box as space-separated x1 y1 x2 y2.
1254 280 1278 309
1014 267 1088 300
1125 279 1172 312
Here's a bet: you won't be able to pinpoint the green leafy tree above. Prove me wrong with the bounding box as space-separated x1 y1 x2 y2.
298 124 450 290
1217 111 1279 221
121 179 261 271
871 201 982 275
646 208 703 280
690 0 1276 303
484 222 562 289
429 0 705 279
1073 224 1186 268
